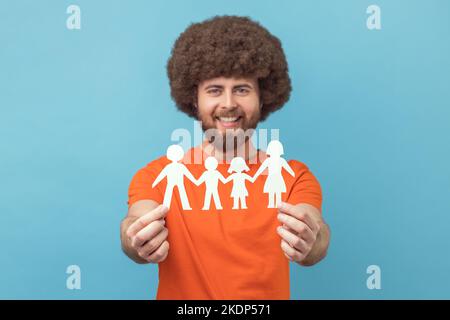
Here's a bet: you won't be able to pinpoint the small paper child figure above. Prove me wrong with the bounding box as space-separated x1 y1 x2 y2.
196 156 227 210
226 157 253 209
252 140 295 208
152 144 197 210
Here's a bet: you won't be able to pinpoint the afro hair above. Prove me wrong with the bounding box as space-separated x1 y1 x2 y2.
166 15 292 121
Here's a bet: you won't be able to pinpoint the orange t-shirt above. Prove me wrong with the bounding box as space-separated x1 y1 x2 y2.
127 146 322 299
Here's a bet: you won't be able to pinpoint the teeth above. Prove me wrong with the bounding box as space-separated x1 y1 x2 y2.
218 117 239 122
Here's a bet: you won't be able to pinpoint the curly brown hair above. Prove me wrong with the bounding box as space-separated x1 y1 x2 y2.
166 15 292 121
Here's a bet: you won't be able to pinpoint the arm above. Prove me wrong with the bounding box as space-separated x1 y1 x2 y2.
193 172 204 186
250 160 268 183
219 173 230 184
120 200 169 264
281 158 295 177
183 166 200 186
152 167 168 188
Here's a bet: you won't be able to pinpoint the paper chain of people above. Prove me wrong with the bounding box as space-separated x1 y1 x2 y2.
152 140 295 210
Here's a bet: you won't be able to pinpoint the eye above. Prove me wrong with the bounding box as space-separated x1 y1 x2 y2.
206 88 221 96
234 87 250 95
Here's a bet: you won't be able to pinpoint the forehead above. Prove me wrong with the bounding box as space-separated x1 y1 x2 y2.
199 76 258 88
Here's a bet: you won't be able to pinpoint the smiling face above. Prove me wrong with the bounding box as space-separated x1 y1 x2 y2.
196 77 261 134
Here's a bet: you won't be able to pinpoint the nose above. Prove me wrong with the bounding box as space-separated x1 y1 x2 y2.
221 89 237 109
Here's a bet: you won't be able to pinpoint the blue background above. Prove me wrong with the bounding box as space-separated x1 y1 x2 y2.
1 0 449 299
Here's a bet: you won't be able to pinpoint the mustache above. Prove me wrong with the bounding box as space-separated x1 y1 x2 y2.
214 108 243 118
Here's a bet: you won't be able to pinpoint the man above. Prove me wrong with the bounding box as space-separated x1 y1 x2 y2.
120 15 330 299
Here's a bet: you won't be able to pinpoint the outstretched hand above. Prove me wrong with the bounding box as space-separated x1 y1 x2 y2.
126 205 170 264
276 202 322 264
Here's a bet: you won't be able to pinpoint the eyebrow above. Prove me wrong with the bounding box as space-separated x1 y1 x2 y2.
204 83 253 90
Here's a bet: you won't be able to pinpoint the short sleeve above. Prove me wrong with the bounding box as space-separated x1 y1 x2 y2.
285 160 323 211
127 159 166 208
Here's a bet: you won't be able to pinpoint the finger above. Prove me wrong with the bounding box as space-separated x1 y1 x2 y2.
282 223 295 233
147 240 170 263
138 227 169 258
277 226 309 253
281 239 303 262
278 202 320 233
277 212 302 230
127 205 168 238
132 220 166 248
278 213 315 243
284 252 293 261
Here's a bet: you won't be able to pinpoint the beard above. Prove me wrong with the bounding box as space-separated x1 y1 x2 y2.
198 107 260 155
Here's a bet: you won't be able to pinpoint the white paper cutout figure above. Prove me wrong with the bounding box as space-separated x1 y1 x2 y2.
252 140 295 208
195 156 228 210
152 145 197 210
226 157 253 209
